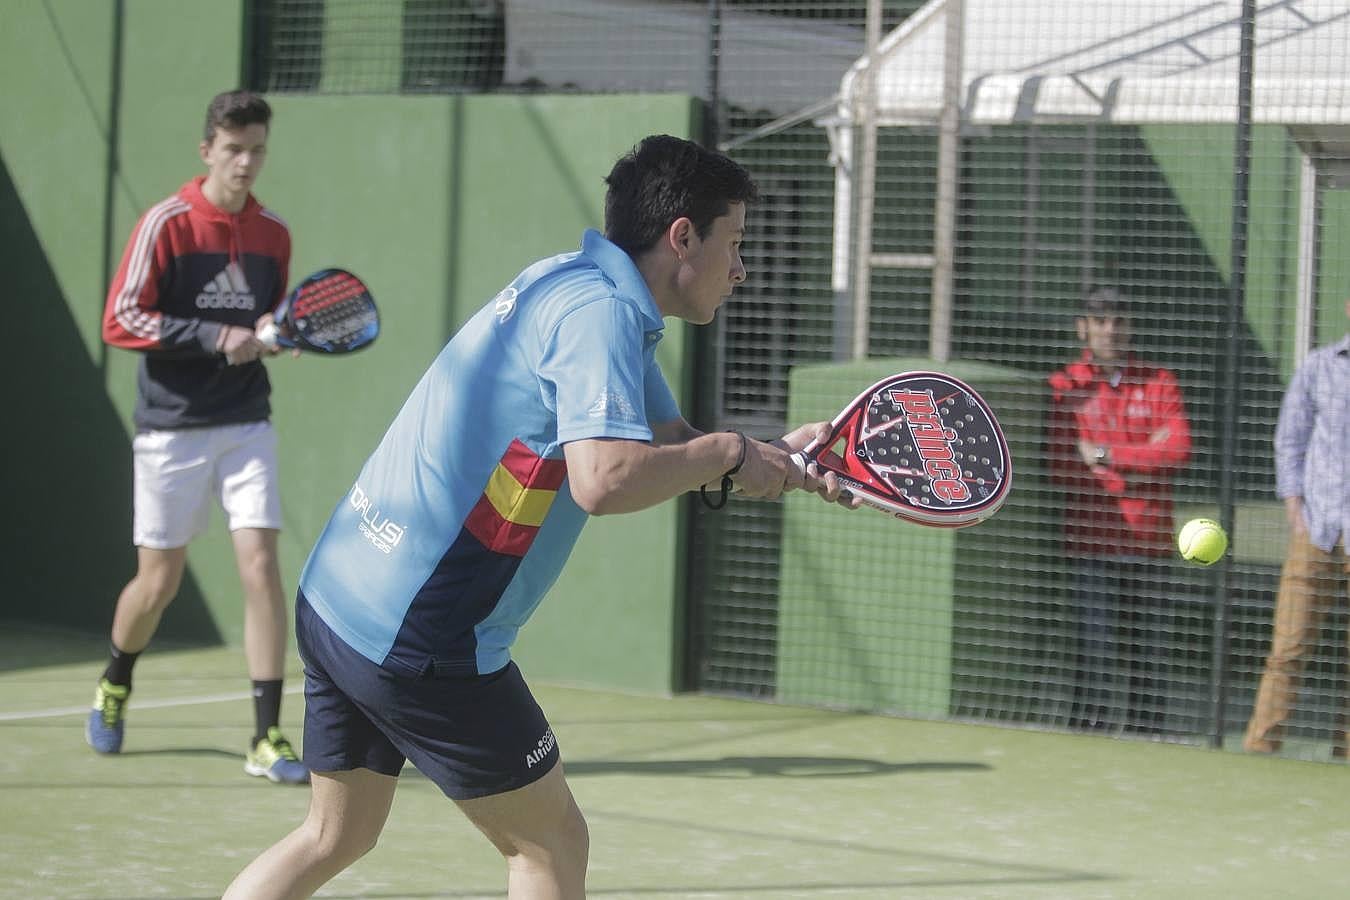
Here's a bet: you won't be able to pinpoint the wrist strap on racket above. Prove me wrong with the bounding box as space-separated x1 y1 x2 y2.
700 430 748 510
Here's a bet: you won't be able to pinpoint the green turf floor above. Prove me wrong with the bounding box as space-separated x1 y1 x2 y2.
2 623 1346 899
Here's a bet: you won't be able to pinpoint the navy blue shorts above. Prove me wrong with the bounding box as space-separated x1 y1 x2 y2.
295 591 560 800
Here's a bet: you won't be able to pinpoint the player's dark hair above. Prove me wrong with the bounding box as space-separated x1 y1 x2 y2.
604 135 758 256
203 90 272 143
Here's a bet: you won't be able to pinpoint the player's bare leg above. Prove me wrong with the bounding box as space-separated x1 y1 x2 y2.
88 546 188 753
232 526 287 680
456 759 589 900
110 546 188 652
231 526 308 783
222 768 398 899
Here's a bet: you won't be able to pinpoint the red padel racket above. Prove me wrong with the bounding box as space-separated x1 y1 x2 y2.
791 371 1012 528
259 268 379 354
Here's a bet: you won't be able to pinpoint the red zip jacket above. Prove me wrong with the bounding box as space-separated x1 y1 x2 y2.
102 176 290 430
1046 351 1192 557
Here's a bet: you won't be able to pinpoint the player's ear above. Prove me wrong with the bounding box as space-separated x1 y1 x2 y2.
199 140 212 165
668 217 695 261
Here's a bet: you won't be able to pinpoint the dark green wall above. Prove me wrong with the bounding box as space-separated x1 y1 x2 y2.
2 3 699 691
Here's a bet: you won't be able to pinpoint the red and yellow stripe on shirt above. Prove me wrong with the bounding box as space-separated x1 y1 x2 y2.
464 439 568 557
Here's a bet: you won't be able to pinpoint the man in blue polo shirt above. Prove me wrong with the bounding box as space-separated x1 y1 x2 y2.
224 135 853 900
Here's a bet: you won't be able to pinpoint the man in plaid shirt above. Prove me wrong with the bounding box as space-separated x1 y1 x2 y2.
1245 299 1350 760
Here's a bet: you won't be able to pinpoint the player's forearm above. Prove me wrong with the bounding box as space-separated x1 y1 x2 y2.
103 308 225 357
565 432 743 515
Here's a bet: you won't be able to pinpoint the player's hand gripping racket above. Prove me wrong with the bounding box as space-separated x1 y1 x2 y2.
258 268 380 354
791 371 1012 528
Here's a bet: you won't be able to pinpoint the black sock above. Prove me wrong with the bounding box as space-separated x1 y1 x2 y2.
102 643 140 690
252 679 284 746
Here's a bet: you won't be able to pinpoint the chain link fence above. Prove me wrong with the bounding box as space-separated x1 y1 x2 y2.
247 0 1350 761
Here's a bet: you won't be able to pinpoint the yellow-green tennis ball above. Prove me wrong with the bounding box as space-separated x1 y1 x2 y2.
1178 518 1228 565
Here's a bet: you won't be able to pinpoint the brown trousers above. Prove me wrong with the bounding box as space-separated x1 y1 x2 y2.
1243 529 1348 757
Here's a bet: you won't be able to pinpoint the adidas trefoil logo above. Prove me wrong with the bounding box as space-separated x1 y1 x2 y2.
195 262 257 311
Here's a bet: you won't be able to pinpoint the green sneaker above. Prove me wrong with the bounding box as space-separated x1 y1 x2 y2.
86 679 130 754
245 726 310 784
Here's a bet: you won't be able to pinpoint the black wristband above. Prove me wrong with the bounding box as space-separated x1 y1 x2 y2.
699 430 748 510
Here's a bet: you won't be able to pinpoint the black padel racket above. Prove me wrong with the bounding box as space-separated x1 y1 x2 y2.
791 371 1012 528
259 268 379 354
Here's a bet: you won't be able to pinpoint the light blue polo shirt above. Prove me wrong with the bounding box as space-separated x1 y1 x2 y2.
299 230 680 676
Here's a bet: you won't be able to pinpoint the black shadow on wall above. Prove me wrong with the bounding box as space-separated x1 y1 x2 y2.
1 152 221 648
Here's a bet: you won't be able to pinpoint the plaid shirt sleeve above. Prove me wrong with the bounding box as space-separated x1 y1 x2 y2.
1273 357 1315 501
1275 337 1350 551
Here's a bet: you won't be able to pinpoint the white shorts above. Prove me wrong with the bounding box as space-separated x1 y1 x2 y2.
132 421 282 549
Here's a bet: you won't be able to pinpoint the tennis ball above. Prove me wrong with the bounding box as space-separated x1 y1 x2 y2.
1177 517 1228 565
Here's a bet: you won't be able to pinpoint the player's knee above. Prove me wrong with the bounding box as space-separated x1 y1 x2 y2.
305 818 381 866
549 788 590 867
336 831 380 866
505 841 587 889
494 807 588 876
566 805 590 863
539 805 590 871
237 546 280 587
130 572 182 612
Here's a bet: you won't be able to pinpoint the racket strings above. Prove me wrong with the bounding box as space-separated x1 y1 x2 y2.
293 276 366 317
857 389 1006 510
296 300 378 346
292 277 378 349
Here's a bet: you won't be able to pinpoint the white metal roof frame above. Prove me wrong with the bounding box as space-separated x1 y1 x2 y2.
838 0 1350 127
828 0 1350 362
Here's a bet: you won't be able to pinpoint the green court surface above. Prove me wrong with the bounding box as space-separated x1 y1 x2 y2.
2 624 1346 899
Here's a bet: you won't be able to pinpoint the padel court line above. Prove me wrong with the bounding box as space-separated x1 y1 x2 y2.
0 684 303 722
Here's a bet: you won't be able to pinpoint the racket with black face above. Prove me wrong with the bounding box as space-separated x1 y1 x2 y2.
259 268 380 354
791 371 1012 528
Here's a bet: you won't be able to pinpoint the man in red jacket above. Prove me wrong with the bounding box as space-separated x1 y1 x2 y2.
1047 288 1192 734
90 90 308 784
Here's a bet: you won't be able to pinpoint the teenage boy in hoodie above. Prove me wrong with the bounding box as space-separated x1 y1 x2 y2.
90 89 308 785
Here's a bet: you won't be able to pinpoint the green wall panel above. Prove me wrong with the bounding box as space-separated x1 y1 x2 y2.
1140 123 1329 374
0 0 115 360
2 0 700 692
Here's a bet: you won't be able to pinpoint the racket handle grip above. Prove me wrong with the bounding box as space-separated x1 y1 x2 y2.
791 446 853 503
258 321 281 349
